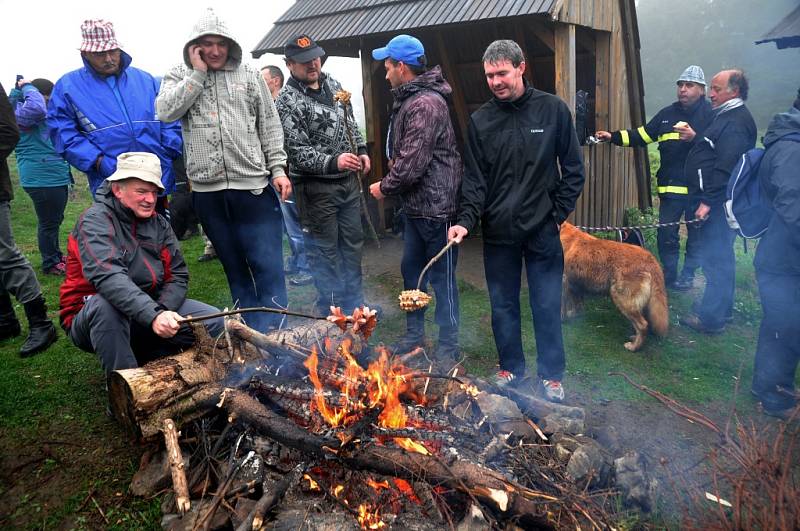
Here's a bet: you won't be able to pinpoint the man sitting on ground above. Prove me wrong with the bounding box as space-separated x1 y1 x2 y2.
60 152 223 377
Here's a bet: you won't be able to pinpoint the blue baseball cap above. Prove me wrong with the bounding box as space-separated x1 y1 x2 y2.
372 34 425 66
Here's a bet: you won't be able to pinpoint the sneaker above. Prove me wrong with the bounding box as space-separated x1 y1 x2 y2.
289 272 313 286
44 261 66 276
492 370 518 389
197 253 217 263
541 379 565 403
679 314 724 335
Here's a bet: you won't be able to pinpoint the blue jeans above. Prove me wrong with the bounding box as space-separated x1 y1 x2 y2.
695 206 736 328
23 186 68 270
483 221 566 380
193 189 287 332
752 270 800 411
279 191 310 274
401 217 459 336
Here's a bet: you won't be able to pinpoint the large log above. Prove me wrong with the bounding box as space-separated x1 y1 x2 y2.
222 389 556 528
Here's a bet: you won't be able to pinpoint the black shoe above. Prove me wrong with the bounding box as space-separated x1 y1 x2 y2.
391 333 425 355
679 313 724 335
762 403 798 421
0 291 21 340
197 253 217 263
289 272 313 286
20 296 58 358
672 276 694 291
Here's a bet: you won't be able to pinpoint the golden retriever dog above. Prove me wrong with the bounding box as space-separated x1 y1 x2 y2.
559 223 669 351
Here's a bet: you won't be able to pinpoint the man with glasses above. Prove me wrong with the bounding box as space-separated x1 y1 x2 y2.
48 20 182 200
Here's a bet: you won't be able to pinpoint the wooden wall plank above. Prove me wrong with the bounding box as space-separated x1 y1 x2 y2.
435 32 470 140
554 23 577 113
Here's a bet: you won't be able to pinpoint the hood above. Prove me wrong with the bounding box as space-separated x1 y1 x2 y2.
182 8 242 70
391 65 452 103
763 106 800 147
81 49 134 77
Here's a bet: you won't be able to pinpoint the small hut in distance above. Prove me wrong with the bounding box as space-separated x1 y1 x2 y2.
254 0 651 229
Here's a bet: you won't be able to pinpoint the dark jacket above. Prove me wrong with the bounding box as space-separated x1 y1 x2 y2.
458 86 585 245
59 181 188 330
609 98 713 195
380 66 462 220
754 106 800 275
276 73 366 181
685 103 756 206
48 52 183 195
0 82 20 202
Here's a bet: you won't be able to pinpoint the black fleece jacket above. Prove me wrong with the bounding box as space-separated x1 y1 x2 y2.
457 86 585 245
0 82 20 202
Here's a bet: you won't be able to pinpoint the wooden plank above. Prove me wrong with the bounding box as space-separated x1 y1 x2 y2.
360 47 386 230
513 22 537 87
594 30 611 227
554 23 576 115
436 32 470 139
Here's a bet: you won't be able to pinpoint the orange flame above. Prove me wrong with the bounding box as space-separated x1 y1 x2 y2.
392 478 422 504
366 478 390 491
333 484 345 498
302 474 321 491
357 503 386 529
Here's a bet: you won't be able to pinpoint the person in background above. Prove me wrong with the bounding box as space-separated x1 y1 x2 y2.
262 64 313 287
448 40 585 402
681 69 756 334
156 8 290 333
60 152 223 377
369 35 462 361
48 19 182 205
9 78 72 276
750 88 800 420
595 65 714 290
275 34 372 315
0 81 58 358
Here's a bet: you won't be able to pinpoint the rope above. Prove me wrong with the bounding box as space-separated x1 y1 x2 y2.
574 217 706 233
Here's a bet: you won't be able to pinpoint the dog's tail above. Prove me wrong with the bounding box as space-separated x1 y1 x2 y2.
646 266 669 337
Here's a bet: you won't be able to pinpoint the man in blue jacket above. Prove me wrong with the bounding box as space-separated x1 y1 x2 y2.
47 20 182 197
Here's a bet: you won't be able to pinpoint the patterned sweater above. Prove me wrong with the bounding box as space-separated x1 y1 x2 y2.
275 73 366 180
156 8 287 192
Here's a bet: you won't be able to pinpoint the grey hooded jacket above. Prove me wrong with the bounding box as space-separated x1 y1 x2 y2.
156 8 287 192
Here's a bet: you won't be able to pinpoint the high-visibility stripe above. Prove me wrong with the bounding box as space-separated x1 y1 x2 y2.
658 132 680 142
620 130 630 147
657 186 689 194
637 126 654 144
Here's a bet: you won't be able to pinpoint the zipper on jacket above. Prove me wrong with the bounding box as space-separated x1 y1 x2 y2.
213 71 231 189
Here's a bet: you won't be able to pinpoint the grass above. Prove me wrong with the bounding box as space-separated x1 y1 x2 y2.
0 154 795 529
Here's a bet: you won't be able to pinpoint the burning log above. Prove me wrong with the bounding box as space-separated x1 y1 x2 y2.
162 419 191 513
222 389 556 528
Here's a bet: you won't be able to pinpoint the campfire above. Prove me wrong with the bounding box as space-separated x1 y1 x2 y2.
113 308 643 530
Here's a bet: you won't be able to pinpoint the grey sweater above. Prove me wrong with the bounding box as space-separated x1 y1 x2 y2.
156 8 287 192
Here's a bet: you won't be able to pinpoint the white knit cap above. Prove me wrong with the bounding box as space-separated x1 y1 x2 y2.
676 65 706 86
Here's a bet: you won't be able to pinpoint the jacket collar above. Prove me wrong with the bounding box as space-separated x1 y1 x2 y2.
81 49 133 80
493 83 534 110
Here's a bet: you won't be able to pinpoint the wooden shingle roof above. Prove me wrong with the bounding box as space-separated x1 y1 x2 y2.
252 0 556 58
755 4 800 49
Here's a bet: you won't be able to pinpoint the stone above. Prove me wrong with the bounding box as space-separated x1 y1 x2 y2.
565 438 613 489
614 451 658 512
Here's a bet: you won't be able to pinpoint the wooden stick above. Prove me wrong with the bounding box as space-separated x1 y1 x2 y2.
162 418 191 514
416 240 456 290
178 307 325 325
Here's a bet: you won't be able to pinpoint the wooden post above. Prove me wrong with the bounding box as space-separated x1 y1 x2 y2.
163 418 191 513
594 31 612 228
554 23 577 114
435 32 469 139
360 47 386 230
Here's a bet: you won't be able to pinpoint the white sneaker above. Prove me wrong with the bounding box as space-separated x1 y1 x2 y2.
542 379 564 403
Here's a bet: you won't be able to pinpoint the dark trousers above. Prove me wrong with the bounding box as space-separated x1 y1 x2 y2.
658 194 701 283
696 206 736 328
0 201 41 305
752 270 800 411
193 189 287 332
483 221 566 380
69 295 223 377
294 175 364 313
23 186 68 270
401 217 459 336
279 191 310 274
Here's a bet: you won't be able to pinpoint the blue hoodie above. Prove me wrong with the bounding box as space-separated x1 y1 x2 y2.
47 51 182 194
9 84 71 188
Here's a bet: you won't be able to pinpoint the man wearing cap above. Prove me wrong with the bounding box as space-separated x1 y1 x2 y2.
275 34 372 315
595 65 713 290
156 8 290 333
681 69 756 334
60 152 223 376
368 35 462 361
48 20 182 197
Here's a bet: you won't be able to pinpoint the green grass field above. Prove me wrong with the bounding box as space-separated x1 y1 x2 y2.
0 155 794 529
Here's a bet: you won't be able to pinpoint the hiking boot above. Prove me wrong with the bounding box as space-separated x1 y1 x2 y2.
19 296 57 358
436 326 460 361
391 332 425 355
679 313 724 335
289 272 313 286
541 379 565 403
0 291 21 341
44 260 67 276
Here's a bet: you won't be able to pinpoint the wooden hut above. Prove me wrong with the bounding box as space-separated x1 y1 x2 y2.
755 4 800 49
253 0 651 229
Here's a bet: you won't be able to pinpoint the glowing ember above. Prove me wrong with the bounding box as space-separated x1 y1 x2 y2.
333 484 345 498
460 383 480 397
392 478 422 504
357 503 386 529
366 478 390 491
